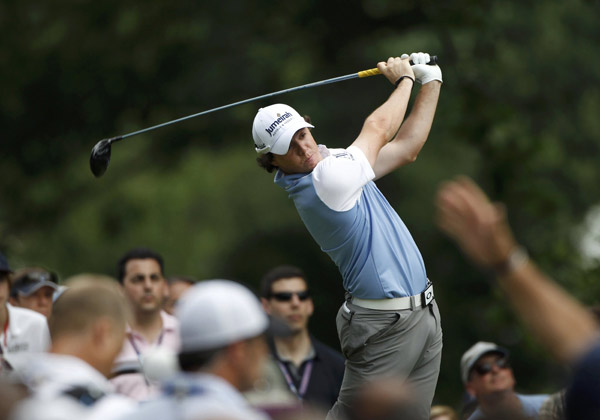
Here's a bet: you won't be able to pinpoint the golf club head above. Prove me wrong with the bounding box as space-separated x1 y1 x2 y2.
89 138 114 177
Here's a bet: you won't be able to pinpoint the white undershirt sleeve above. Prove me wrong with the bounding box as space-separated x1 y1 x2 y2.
312 145 376 212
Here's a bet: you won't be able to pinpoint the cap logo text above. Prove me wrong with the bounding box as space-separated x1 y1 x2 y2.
265 112 293 137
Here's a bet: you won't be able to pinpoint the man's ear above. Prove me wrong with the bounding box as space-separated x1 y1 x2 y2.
91 318 112 347
260 298 272 315
307 298 314 318
465 381 476 398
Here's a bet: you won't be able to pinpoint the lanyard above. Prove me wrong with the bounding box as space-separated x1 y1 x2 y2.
276 359 313 399
128 329 165 358
127 329 165 386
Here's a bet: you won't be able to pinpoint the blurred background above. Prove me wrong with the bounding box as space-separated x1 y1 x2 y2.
2 0 600 409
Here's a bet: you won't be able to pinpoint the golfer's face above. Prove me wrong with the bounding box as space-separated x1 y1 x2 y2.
272 128 321 174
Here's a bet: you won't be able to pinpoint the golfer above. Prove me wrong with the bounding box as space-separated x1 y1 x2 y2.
251 53 443 420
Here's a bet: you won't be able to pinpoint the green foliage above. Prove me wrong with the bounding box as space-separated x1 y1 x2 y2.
2 0 600 408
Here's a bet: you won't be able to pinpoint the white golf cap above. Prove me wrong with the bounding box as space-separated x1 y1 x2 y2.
252 104 314 155
460 341 509 383
176 280 269 352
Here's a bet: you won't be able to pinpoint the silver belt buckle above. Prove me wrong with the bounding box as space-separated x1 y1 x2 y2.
422 284 434 307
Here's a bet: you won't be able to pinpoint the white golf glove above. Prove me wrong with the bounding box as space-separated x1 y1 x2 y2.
401 52 442 84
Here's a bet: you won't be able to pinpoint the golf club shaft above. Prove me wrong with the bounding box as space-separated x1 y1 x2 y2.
108 56 438 143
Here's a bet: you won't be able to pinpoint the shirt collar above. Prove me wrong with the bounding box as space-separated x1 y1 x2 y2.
269 335 319 364
20 353 113 394
126 310 178 335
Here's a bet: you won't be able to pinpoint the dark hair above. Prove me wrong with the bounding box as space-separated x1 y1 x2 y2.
117 248 164 284
256 152 277 173
260 265 308 298
178 347 225 372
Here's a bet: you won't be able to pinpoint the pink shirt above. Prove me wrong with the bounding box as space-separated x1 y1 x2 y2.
110 311 180 401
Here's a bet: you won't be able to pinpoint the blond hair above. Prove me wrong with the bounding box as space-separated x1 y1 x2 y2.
49 275 130 339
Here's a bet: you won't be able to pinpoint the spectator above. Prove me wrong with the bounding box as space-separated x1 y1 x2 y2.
9 268 58 318
460 341 548 419
163 276 195 315
259 265 344 411
120 280 278 420
430 405 458 420
0 251 50 375
435 176 600 419
110 247 180 401
11 276 136 420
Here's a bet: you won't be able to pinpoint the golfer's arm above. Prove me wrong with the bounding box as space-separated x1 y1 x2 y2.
498 260 600 364
350 79 413 167
373 82 441 179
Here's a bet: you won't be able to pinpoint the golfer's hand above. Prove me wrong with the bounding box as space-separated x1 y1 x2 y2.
435 176 517 268
377 56 414 86
403 52 442 84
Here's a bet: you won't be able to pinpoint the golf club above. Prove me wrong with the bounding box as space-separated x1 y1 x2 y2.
90 56 438 177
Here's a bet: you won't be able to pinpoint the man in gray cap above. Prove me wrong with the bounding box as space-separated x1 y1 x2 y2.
461 341 548 420
122 280 275 420
0 252 50 375
10 268 59 319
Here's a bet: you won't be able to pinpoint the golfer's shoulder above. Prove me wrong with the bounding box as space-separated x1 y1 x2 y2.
312 146 374 212
313 145 374 185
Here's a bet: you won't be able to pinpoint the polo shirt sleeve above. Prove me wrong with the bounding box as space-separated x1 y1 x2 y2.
312 146 376 212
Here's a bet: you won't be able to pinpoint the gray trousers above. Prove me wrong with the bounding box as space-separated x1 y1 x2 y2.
327 299 443 420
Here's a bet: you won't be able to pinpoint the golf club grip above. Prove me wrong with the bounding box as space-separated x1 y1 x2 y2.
357 55 439 78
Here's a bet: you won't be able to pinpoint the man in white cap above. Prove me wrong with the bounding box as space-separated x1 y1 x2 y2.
122 280 277 420
461 341 548 420
252 53 443 420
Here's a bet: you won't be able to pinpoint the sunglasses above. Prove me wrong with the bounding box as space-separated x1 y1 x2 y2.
472 358 510 376
270 291 311 302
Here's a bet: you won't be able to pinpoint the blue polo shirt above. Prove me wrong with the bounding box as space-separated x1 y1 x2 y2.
274 145 427 299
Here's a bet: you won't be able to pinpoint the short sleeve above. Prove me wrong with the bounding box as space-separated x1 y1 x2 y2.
312 146 376 212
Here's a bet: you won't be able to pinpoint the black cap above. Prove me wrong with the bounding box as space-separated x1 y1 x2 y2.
0 251 11 273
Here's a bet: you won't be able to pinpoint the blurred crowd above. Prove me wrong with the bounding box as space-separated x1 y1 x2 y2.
0 177 598 420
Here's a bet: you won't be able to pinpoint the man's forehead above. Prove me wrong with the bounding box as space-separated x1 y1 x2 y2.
125 258 161 273
475 352 504 364
272 277 307 290
28 285 56 295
